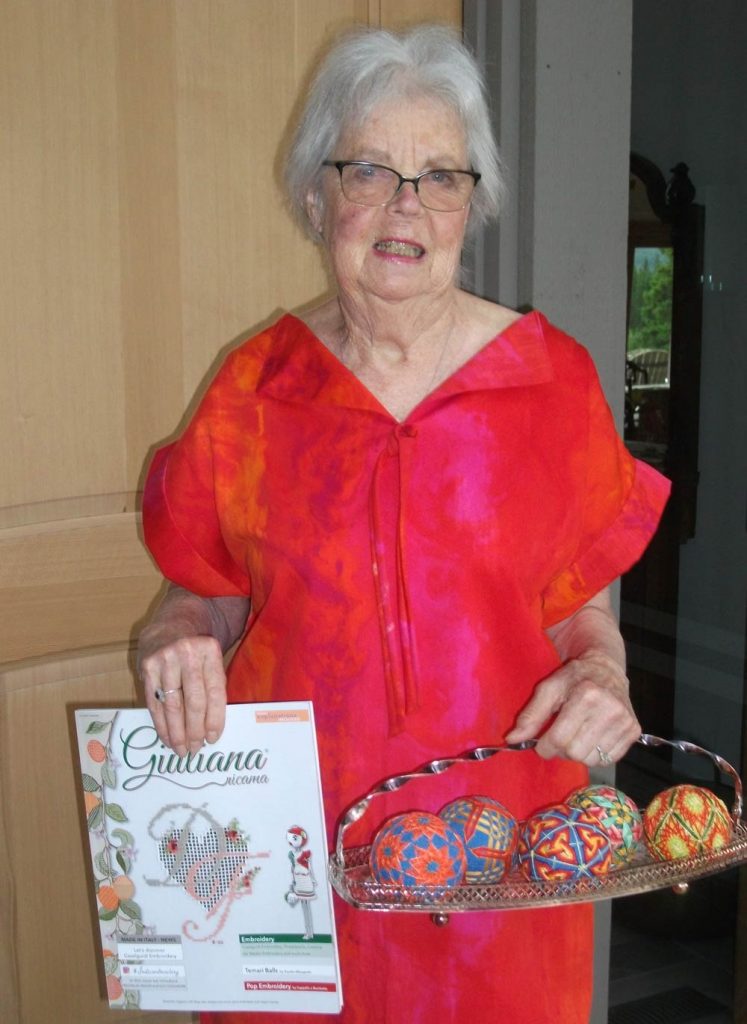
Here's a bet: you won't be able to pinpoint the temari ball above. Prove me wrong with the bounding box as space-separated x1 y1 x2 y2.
370 811 466 890
517 803 613 883
567 784 642 866
439 795 518 883
643 784 732 860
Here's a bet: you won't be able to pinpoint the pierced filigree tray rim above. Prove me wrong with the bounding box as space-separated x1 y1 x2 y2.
329 734 747 913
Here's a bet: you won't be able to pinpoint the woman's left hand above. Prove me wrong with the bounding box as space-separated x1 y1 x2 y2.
505 649 640 765
504 586 641 766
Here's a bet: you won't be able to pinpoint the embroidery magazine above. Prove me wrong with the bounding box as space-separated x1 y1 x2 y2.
75 702 342 1014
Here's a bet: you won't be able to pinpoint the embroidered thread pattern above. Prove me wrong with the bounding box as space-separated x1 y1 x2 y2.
147 803 268 941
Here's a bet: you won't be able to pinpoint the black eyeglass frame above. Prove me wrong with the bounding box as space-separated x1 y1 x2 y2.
321 160 481 211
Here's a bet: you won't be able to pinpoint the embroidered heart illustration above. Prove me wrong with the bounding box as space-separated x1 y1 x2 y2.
158 827 249 912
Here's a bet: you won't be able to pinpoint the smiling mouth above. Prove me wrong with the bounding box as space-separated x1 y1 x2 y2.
373 240 425 258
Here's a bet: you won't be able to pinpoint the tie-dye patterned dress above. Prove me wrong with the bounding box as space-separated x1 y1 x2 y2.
143 310 669 1024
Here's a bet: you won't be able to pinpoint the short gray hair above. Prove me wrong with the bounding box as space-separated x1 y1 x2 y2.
284 24 505 240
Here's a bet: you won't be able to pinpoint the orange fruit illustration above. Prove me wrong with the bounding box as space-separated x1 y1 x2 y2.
106 975 123 1001
87 739 107 763
97 884 119 911
112 875 135 901
84 792 101 815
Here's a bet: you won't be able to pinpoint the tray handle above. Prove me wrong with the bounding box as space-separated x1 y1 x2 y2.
335 734 743 870
638 733 742 823
335 740 537 868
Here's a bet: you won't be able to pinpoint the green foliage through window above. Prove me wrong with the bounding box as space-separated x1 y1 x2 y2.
627 247 673 353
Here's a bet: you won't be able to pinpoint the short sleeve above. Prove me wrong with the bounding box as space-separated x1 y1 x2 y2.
142 419 252 599
540 355 670 627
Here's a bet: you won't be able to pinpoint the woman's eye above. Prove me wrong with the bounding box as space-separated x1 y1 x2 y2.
353 164 385 180
428 170 457 188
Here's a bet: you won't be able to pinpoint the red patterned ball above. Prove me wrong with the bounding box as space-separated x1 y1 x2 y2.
517 803 613 883
643 784 732 860
567 784 642 866
439 795 518 884
370 811 466 890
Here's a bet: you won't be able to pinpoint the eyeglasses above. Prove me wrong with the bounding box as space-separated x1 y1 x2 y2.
322 160 481 212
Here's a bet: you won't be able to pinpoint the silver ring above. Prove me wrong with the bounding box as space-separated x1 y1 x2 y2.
596 745 612 766
154 687 182 703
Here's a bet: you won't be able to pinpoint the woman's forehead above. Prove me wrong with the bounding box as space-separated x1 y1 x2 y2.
338 94 467 163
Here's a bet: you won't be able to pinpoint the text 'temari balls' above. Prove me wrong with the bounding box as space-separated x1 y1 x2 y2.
439 795 518 884
370 811 466 890
567 784 642 866
643 784 732 860
517 803 613 883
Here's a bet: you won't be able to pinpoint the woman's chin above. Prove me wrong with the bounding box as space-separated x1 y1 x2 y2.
353 264 456 305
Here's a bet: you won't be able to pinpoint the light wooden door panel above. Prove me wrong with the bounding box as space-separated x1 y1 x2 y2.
0 3 460 1020
0 649 195 1024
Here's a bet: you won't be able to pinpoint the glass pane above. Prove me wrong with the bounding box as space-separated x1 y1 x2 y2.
625 247 673 452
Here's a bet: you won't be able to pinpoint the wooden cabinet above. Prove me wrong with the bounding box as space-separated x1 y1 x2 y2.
0 2 460 1020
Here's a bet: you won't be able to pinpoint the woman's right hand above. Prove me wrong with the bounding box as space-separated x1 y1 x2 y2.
136 586 250 756
138 630 228 757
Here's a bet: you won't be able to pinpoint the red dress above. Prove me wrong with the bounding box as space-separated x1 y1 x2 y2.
143 311 669 1023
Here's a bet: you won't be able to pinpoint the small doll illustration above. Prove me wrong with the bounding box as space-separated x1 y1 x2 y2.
284 825 317 939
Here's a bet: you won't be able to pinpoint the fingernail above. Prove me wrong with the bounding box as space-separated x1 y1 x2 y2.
206 731 218 744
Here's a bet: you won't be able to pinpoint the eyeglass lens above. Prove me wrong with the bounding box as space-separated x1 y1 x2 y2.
339 164 475 211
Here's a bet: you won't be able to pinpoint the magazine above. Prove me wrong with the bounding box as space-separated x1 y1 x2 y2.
75 702 342 1014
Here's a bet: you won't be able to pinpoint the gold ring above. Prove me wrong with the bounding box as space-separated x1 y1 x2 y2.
596 745 612 766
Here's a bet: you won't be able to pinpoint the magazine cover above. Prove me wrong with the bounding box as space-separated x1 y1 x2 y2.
75 702 342 1014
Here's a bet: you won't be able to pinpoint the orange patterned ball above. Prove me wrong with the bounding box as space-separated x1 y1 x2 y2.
643 784 732 860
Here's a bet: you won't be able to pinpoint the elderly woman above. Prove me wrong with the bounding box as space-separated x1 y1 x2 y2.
139 25 669 1024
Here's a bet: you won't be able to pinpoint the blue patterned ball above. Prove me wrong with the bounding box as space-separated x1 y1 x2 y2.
517 803 613 883
439 795 518 883
370 812 466 890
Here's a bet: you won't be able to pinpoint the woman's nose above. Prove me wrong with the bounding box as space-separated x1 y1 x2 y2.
387 180 423 214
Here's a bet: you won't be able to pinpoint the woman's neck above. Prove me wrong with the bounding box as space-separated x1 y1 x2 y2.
301 289 520 421
334 287 461 372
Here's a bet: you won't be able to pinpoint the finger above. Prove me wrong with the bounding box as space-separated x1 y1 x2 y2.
158 655 189 756
141 661 172 748
533 680 601 759
181 673 208 756
536 682 641 763
505 672 569 743
178 639 224 751
588 717 641 764
202 646 227 744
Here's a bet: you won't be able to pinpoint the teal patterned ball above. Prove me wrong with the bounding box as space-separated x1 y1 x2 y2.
567 784 642 866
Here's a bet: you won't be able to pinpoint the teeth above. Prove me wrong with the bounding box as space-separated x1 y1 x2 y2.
374 240 424 258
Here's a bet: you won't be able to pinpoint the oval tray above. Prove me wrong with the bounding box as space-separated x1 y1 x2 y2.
328 734 747 912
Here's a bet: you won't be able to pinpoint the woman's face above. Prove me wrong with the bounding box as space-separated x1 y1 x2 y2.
310 94 471 307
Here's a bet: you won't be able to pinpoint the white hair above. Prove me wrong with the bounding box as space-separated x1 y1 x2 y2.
284 24 506 240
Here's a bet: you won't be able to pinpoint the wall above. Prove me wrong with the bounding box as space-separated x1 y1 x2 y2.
467 0 633 409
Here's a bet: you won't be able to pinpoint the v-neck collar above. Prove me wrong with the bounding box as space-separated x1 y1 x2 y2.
256 309 555 420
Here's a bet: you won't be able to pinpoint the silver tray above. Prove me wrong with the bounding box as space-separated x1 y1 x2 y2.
329 734 747 913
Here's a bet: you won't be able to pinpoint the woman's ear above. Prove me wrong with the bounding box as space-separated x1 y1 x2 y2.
305 189 324 237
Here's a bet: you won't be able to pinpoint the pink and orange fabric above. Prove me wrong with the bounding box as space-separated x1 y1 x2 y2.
143 311 670 1023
